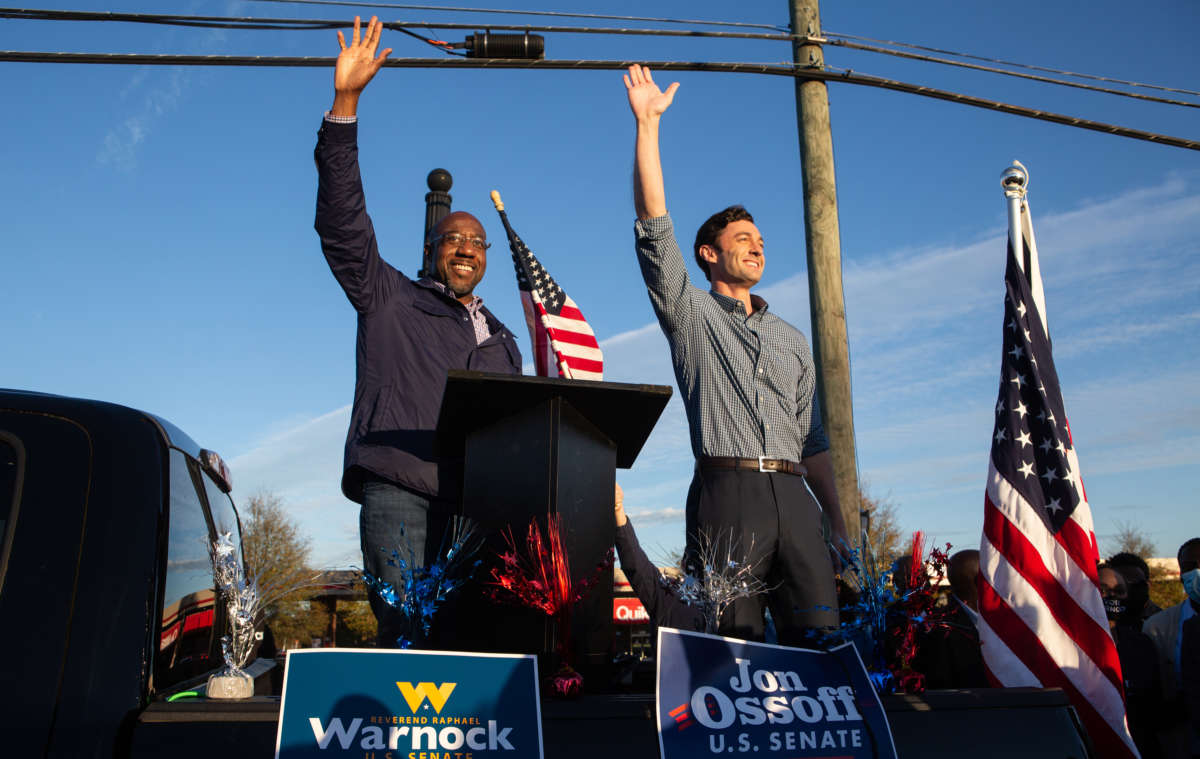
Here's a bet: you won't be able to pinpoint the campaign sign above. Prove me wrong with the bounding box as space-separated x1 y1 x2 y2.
275 648 543 759
656 628 896 759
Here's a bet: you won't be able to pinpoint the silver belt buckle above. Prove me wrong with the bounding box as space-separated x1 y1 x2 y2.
758 455 770 473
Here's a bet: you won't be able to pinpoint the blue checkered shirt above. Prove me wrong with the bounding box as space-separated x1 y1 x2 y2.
634 214 828 462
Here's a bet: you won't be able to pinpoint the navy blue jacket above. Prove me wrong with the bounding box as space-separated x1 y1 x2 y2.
314 119 521 502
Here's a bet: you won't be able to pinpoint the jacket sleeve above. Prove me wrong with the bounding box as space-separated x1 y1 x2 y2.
314 119 406 314
616 520 704 631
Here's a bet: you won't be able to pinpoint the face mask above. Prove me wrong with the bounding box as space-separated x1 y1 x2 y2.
1103 596 1125 620
1125 582 1149 612
1182 568 1200 604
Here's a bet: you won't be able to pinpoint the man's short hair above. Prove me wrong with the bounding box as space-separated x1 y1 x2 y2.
1177 537 1200 569
1107 551 1151 580
693 205 754 282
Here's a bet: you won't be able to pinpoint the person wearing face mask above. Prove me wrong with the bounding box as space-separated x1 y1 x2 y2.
314 17 521 646
1110 551 1165 625
1144 538 1200 758
1100 563 1165 758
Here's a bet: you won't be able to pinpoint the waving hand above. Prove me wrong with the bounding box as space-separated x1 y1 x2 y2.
624 65 679 122
331 16 393 117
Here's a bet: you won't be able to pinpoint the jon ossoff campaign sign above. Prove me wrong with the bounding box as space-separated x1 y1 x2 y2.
656 628 896 759
275 648 542 759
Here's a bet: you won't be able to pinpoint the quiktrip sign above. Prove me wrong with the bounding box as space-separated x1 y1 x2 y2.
656 628 896 759
275 648 543 758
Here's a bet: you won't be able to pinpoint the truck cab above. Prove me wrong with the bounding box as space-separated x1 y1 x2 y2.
0 389 255 757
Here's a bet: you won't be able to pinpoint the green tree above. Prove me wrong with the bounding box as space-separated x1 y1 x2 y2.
239 492 324 649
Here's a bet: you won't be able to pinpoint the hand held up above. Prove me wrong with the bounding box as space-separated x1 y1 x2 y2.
331 16 393 117
623 65 679 123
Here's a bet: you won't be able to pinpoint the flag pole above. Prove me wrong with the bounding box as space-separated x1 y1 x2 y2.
1001 160 1029 263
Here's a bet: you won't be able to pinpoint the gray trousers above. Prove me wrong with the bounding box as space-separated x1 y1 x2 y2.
685 466 839 644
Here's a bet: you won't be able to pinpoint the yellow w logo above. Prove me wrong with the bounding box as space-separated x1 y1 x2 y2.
396 681 456 714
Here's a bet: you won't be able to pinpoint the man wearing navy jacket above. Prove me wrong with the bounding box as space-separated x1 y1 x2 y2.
314 17 521 646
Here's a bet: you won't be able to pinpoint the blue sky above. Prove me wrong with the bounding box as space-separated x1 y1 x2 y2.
3 0 1198 568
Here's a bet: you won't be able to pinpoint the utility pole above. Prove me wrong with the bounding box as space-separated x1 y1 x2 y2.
788 0 862 546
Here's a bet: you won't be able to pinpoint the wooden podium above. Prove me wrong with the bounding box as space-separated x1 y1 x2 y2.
433 370 672 687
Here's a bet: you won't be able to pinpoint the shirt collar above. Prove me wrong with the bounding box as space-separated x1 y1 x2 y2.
420 277 484 312
708 289 769 316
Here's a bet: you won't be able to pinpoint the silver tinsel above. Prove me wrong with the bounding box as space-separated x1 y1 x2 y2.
208 531 322 675
662 529 773 634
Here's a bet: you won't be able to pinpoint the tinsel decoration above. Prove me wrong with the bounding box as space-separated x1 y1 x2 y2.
809 531 951 694
884 532 951 693
361 516 484 649
486 513 614 697
663 529 772 634
208 532 322 682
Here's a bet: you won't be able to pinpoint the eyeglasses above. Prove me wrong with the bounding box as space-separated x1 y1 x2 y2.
434 232 491 252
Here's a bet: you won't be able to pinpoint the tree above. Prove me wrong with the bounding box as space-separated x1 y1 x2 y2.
239 491 325 649
861 487 905 572
1107 520 1158 559
1103 520 1185 610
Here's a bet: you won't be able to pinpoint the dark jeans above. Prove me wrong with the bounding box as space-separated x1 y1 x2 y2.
360 480 432 648
685 467 839 643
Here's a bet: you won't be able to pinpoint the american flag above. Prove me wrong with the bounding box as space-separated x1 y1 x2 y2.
977 192 1137 758
491 191 603 380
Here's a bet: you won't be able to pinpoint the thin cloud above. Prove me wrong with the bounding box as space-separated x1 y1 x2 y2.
98 68 190 170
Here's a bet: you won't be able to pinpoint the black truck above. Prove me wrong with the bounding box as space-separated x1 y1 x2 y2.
1 388 281 757
1 388 1095 759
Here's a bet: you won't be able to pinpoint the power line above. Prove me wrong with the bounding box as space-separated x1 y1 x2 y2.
3 50 1195 151
825 30 1200 99
824 37 1200 109
0 8 792 40
248 0 787 31
8 8 1197 109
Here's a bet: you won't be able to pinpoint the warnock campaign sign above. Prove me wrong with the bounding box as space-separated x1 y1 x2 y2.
656 628 896 759
275 648 543 759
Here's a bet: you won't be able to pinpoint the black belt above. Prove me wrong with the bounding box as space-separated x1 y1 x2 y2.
698 456 807 477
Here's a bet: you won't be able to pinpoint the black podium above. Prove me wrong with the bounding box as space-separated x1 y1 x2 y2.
433 370 671 686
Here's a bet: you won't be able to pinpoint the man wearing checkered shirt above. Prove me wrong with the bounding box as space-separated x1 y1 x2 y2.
624 65 850 642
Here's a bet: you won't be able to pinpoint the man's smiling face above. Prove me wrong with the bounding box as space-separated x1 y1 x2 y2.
429 212 488 302
704 219 765 288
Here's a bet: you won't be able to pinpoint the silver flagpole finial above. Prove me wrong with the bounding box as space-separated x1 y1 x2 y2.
1001 160 1029 199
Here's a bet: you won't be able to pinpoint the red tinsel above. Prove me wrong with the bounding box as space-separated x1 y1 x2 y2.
545 665 584 699
887 531 952 694
487 513 614 680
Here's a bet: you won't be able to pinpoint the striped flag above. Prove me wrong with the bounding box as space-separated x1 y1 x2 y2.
977 192 1137 757
491 191 603 380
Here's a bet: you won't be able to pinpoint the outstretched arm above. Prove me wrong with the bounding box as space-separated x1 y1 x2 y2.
330 16 393 118
625 65 679 221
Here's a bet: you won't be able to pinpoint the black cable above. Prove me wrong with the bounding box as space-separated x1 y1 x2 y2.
389 25 462 54
825 30 1200 98
9 8 1197 110
248 0 787 31
2 50 1194 151
0 7 341 30
0 8 793 40
825 37 1200 109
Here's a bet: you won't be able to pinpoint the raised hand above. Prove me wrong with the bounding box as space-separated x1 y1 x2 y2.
624 65 679 122
331 16 392 116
